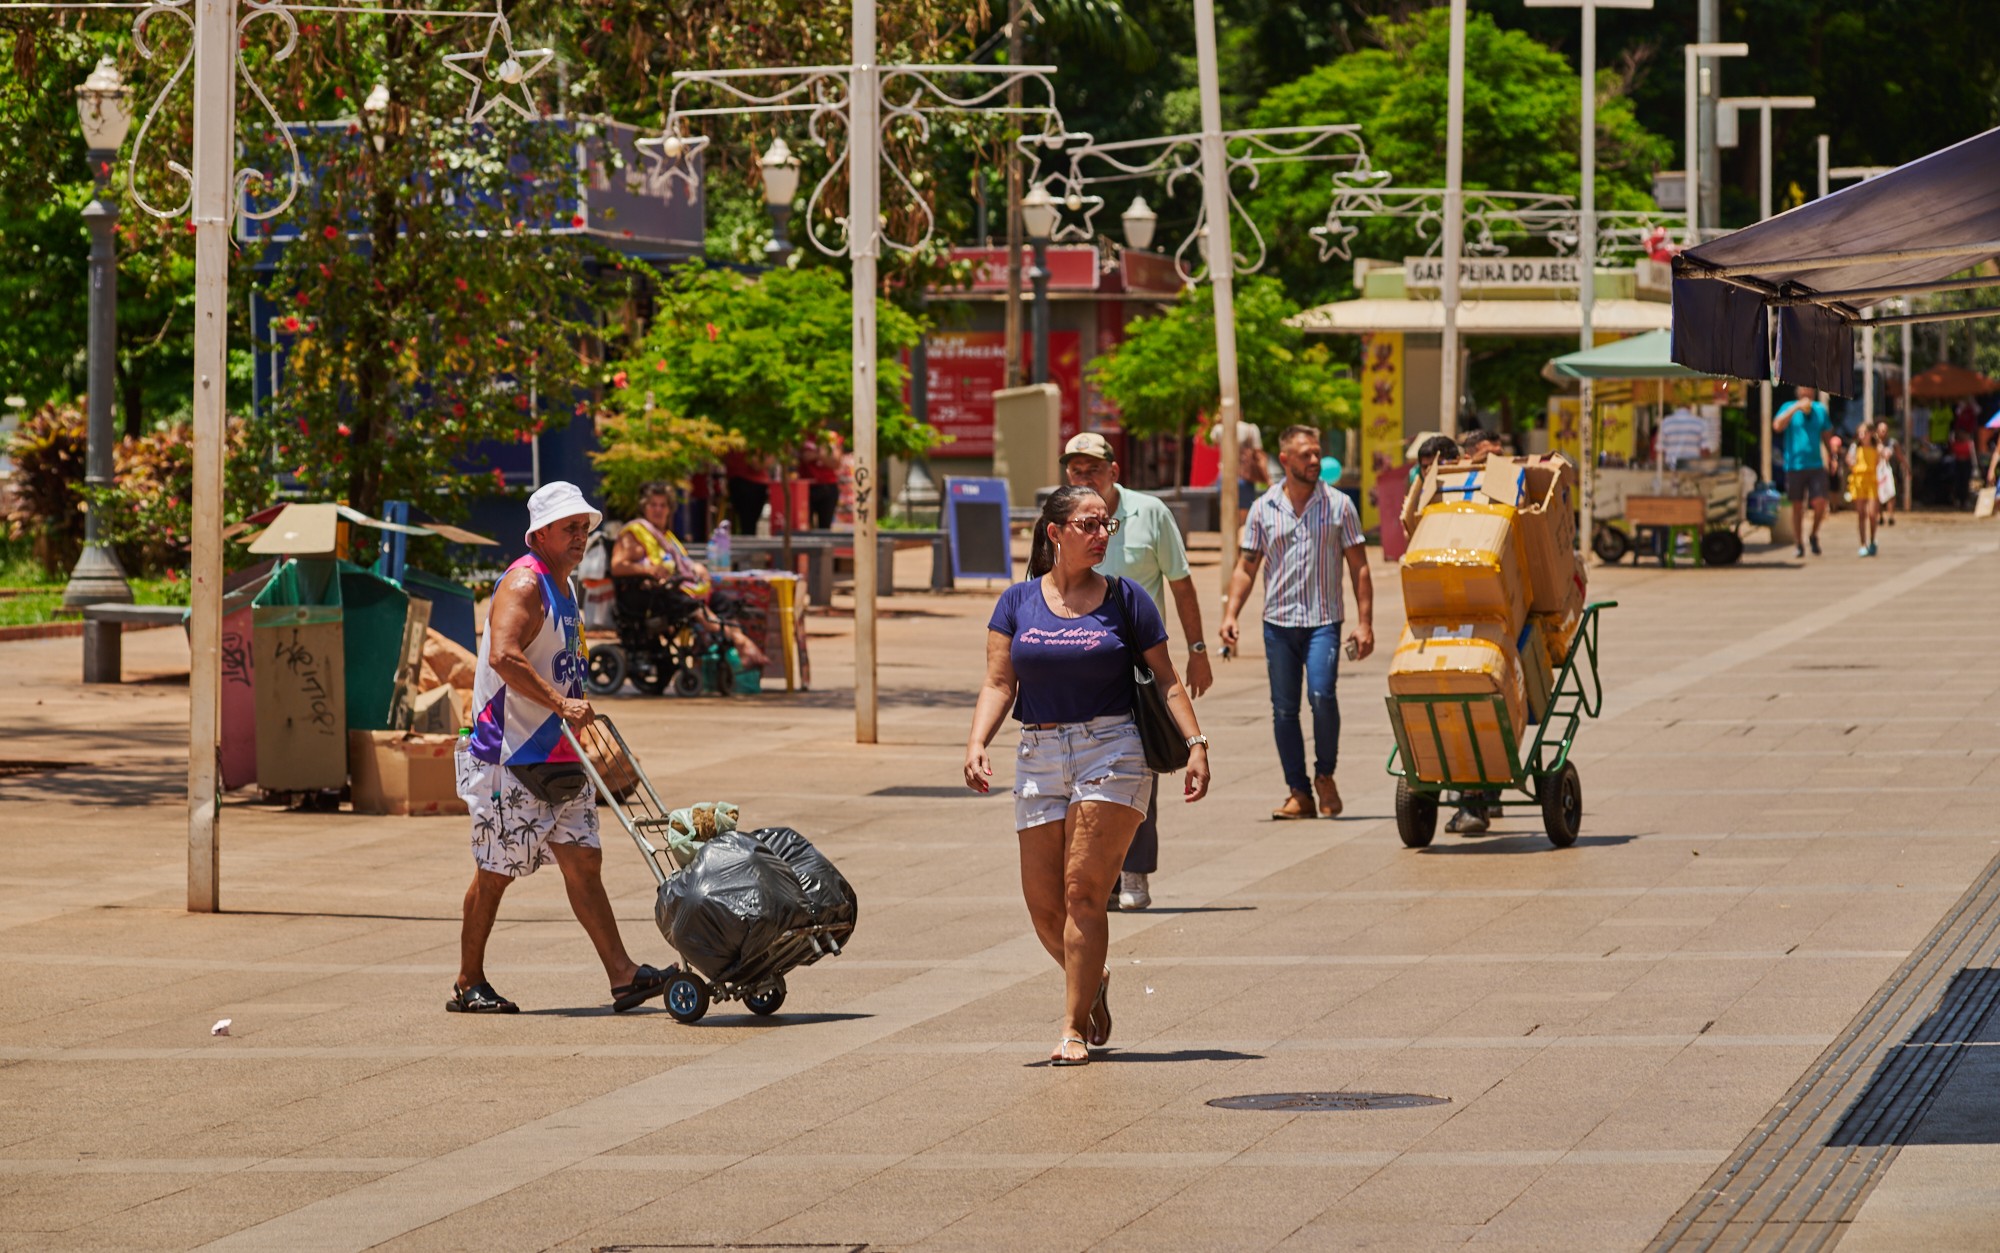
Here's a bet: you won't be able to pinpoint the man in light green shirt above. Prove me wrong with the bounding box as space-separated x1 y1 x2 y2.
1061 432 1212 912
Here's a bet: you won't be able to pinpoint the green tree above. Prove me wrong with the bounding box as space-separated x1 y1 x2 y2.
241 16 607 526
1091 275 1357 476
1245 8 1672 306
597 263 932 516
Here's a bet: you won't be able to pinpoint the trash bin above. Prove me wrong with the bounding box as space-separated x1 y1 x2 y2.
252 558 347 792
338 562 412 731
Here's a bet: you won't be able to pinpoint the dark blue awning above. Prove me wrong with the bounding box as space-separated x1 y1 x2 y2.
1671 124 2000 396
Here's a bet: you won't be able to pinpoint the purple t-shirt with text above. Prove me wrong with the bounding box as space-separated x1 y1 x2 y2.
988 576 1169 725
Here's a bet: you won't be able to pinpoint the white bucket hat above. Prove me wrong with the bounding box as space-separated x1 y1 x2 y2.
524 480 603 545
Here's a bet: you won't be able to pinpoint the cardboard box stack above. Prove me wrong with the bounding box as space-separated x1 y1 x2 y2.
1391 454 1585 784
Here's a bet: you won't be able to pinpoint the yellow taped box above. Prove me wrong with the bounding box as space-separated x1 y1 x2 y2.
1388 622 1528 786
1401 501 1530 635
1532 549 1591 663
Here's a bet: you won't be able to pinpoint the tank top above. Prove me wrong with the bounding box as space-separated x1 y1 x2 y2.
625 519 711 597
466 554 585 765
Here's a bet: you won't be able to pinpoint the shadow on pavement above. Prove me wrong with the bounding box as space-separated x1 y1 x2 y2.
1026 1048 1264 1066
1418 833 1638 854
1117 906 1258 915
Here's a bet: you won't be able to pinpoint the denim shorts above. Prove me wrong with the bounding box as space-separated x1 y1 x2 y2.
1013 714 1152 830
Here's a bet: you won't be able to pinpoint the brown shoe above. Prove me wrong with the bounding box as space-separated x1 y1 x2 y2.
1272 790 1317 820
1314 774 1343 819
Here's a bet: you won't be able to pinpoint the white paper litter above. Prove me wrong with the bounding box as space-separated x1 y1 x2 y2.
210 1019 232 1037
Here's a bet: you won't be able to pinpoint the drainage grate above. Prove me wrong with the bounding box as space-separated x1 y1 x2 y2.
0 761 79 779
1207 1091 1450 1112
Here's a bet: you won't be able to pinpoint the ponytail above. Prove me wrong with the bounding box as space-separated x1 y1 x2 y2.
1026 485 1099 578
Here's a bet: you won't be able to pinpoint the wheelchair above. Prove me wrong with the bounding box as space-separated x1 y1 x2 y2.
584 577 741 698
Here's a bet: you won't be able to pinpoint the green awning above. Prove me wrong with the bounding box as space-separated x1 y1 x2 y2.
1549 328 1714 380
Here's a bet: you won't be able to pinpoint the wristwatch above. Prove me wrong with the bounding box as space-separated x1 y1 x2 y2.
1189 640 1209 653
1185 734 1210 750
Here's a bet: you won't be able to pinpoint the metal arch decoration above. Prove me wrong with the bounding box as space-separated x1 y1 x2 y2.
12 0 522 224
441 15 554 124
1311 178 1689 265
1016 123 1373 285
644 62 1065 259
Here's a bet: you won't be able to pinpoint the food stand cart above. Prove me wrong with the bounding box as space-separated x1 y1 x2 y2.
1547 330 1746 566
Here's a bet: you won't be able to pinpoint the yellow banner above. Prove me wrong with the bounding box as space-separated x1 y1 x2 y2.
1549 395 1582 467
1359 331 1404 530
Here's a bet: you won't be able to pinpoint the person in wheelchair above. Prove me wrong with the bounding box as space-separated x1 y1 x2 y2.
599 483 764 695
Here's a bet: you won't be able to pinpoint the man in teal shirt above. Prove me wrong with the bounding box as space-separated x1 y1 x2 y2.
1775 386 1833 558
1062 432 1211 910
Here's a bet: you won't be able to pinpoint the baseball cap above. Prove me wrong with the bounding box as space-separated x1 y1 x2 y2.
1060 432 1117 466
524 480 603 545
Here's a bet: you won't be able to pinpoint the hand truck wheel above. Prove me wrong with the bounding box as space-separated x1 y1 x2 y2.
664 968 710 1024
744 977 787 1017
1395 779 1438 849
1541 762 1582 848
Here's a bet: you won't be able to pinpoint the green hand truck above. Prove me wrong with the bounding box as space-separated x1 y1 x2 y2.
1384 601 1615 849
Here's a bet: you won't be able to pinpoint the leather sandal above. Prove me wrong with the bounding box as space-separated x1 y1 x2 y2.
610 964 671 1013
446 981 519 1014
1086 971 1112 1048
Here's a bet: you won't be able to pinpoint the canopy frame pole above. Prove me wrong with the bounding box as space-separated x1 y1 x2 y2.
1861 304 2000 329
1768 274 2000 306
1683 238 2000 280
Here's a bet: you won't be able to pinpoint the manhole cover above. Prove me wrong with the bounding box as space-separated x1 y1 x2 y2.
0 761 79 779
1207 1091 1450 1112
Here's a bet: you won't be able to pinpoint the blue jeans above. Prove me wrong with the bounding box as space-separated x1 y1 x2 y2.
1264 622 1342 794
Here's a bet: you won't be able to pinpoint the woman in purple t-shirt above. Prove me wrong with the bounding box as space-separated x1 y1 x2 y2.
965 486 1211 1066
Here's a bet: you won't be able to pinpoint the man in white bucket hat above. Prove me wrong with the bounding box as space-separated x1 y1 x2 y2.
449 481 671 1014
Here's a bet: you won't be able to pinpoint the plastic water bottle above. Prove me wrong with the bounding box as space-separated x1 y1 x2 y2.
709 519 732 572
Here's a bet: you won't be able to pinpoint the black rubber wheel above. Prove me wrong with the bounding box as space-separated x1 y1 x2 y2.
1700 529 1745 566
1541 762 1582 848
671 667 703 698
1593 523 1631 564
664 970 710 1024
631 662 668 695
744 978 787 1017
1395 779 1438 849
584 644 627 696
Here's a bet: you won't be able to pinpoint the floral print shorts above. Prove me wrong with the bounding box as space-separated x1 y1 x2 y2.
455 748 600 879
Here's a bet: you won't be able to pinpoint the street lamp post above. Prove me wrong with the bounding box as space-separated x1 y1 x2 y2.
1719 94 1815 483
1438 0 1465 437
758 136 800 262
1525 0 1656 563
63 56 136 639
1020 183 1057 386
1683 42 1747 242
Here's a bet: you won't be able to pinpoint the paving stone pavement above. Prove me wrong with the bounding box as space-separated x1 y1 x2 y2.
3 518 1999 1251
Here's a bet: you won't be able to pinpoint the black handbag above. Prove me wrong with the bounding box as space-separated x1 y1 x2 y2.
1106 577 1192 774
508 760 591 808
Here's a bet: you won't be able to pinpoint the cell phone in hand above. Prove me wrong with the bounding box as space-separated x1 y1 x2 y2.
1344 637 1361 662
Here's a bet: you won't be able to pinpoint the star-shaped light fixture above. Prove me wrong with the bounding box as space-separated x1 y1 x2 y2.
444 17 553 123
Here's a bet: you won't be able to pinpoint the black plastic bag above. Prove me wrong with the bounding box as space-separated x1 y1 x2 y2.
747 827 858 931
655 831 812 984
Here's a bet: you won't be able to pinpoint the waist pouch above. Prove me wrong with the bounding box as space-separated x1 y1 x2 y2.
508 761 591 807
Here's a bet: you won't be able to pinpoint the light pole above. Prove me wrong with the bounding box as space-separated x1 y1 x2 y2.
1683 42 1747 242
63 56 136 624
1021 182 1057 385
1525 0 1656 563
1438 0 1465 437
1719 94 1814 482
758 136 800 262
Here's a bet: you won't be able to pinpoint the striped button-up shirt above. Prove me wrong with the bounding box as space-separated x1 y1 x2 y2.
1242 483 1365 627
1656 410 1709 468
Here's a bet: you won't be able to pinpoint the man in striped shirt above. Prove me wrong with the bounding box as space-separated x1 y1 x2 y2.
1220 425 1375 820
1655 406 1711 469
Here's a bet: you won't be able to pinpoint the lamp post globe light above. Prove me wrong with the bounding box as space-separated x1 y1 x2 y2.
759 136 801 262
1120 195 1156 251
1020 182 1058 385
63 55 136 621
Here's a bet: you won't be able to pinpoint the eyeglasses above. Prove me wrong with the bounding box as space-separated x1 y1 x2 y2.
1065 517 1121 536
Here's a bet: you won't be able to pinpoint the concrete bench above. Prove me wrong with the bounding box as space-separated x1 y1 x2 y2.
689 536 837 607
79 603 187 683
799 529 953 594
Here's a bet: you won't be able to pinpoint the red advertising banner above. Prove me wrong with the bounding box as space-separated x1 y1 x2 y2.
913 330 1082 458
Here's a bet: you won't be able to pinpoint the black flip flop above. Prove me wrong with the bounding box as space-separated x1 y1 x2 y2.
446 981 519 1014
611 964 671 1013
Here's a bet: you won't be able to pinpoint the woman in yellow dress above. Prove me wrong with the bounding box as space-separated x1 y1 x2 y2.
1846 423 1880 558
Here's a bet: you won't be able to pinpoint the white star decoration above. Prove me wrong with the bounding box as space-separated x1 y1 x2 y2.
445 17 554 123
